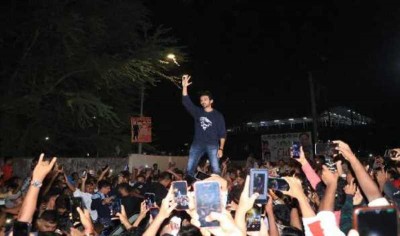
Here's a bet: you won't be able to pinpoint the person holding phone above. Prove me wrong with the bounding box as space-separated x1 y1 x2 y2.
91 180 113 230
181 74 227 177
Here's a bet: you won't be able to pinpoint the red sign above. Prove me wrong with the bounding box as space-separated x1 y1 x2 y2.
131 117 152 143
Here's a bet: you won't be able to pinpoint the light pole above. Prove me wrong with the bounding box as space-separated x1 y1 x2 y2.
138 86 145 154
137 53 178 154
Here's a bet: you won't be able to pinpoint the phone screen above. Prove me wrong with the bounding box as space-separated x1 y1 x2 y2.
315 142 338 157
13 221 31 235
246 204 262 231
145 193 155 209
249 169 268 204
354 206 398 235
150 207 160 218
292 141 300 158
194 181 221 227
268 177 290 192
172 181 189 210
70 197 84 222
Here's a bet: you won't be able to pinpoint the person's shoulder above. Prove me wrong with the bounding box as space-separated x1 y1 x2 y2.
92 192 102 199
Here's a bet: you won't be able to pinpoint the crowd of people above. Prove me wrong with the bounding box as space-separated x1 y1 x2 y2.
0 75 399 235
0 142 399 235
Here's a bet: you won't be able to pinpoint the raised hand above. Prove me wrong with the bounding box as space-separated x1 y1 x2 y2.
389 148 400 161
321 165 339 186
76 207 95 235
333 140 355 161
291 145 308 165
116 205 130 226
343 179 357 196
281 177 304 198
32 154 57 182
182 74 192 87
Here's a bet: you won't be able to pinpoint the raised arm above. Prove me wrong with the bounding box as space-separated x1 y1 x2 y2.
318 165 339 212
64 173 76 192
234 175 259 235
18 154 57 223
182 74 192 96
143 187 176 236
334 140 383 203
97 166 110 183
181 74 198 117
292 146 321 189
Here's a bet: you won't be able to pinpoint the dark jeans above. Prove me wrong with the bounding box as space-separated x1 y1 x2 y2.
187 143 220 177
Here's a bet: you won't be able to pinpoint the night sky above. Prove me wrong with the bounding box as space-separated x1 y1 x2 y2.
143 1 400 152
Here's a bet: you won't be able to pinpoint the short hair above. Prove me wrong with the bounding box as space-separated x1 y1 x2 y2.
98 180 111 190
178 224 202 236
55 195 69 210
198 90 213 100
39 210 58 224
118 183 131 192
159 172 172 181
273 204 291 226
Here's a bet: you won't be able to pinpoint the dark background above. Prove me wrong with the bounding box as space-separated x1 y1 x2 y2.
144 1 400 155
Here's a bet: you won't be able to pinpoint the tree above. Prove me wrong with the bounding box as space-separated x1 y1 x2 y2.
0 0 184 157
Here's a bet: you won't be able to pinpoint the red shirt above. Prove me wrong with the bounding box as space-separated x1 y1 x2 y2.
2 164 13 182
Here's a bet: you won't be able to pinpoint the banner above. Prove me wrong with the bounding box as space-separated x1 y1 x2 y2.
261 132 313 162
131 117 152 143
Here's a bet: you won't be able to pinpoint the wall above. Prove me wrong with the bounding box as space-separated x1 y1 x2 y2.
11 154 189 178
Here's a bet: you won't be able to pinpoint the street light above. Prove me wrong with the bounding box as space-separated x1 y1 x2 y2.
166 53 180 66
138 53 180 154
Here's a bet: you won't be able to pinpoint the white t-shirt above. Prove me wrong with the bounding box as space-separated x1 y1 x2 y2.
73 189 98 221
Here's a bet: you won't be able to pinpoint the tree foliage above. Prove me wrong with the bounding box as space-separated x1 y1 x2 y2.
0 0 183 156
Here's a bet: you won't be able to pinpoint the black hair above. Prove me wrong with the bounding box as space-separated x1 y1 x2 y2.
178 224 202 236
198 90 213 100
282 226 305 236
98 180 111 189
159 171 172 181
229 185 244 204
55 195 69 210
118 183 131 192
273 204 291 226
39 210 58 224
316 177 347 211
298 132 310 139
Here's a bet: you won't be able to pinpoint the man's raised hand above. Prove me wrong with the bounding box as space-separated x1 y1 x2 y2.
182 74 192 87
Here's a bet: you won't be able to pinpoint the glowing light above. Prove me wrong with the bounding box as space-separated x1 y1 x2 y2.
274 120 280 123
166 53 180 66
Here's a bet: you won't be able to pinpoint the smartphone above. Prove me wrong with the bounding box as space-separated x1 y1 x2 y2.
195 171 210 180
249 169 268 204
172 181 189 210
292 141 300 159
353 206 399 236
150 207 160 218
81 170 87 178
246 204 262 232
194 181 221 227
112 199 122 216
13 221 31 235
144 192 155 209
315 142 338 157
70 197 84 222
268 177 290 192
324 156 337 172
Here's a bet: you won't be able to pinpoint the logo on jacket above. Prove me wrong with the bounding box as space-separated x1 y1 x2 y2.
200 117 212 130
